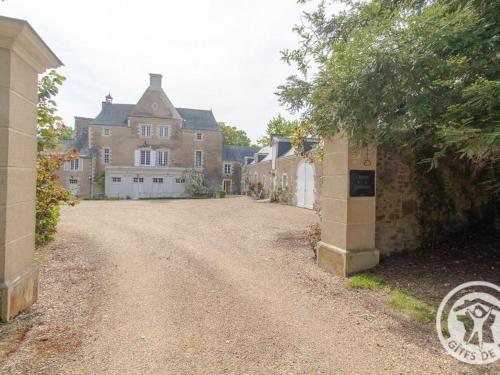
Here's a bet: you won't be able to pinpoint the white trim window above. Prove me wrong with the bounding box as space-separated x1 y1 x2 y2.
157 150 169 166
68 178 78 185
158 125 169 138
282 173 288 189
103 148 110 165
223 163 232 174
152 177 164 184
112 177 121 183
140 150 151 166
254 172 258 182
69 159 81 171
139 124 152 138
133 177 144 183
102 127 111 136
175 178 185 183
194 150 203 167
195 132 203 141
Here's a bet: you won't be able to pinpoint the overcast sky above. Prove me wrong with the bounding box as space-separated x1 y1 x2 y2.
1 0 324 142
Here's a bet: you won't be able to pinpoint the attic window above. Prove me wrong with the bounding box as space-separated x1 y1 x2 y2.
195 132 203 141
102 128 111 136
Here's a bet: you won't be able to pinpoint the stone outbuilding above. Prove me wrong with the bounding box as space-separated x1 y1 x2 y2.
243 135 322 210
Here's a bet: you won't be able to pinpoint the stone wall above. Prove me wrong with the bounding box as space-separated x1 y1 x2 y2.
375 147 421 255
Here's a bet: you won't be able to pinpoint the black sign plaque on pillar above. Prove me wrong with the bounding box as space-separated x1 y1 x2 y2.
349 170 375 197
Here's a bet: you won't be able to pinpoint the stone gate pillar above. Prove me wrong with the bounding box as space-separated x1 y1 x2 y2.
317 136 379 276
0 16 62 321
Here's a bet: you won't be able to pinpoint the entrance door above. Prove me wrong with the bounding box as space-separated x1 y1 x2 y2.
296 160 315 209
223 180 231 194
132 177 144 199
68 178 80 197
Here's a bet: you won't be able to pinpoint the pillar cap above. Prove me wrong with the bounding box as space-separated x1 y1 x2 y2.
0 15 63 73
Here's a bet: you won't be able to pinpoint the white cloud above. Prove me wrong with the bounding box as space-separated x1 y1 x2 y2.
1 0 321 142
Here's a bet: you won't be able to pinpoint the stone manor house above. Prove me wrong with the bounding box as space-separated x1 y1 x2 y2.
57 73 256 199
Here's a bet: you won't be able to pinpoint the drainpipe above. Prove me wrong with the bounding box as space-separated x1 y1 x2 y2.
89 154 94 199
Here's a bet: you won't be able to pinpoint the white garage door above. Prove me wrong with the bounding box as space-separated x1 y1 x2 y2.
296 160 315 209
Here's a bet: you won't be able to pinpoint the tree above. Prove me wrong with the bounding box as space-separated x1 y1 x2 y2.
219 122 252 146
61 126 76 140
277 0 499 193
36 70 77 246
257 115 298 146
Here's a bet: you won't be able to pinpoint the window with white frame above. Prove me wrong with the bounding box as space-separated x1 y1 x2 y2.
102 128 111 136
254 172 258 182
103 148 110 164
152 177 164 184
69 178 78 185
140 124 152 138
282 173 288 189
140 150 151 166
195 132 203 141
224 163 231 174
112 177 121 183
194 150 203 167
158 125 169 138
157 150 168 166
133 177 144 183
69 159 80 171
176 178 185 183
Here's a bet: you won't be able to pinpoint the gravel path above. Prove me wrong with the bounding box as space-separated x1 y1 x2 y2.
0 197 488 374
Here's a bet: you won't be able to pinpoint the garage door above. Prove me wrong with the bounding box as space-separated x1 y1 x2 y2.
296 160 315 209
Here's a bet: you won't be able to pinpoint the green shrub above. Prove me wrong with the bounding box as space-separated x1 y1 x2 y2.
219 190 226 198
35 71 79 246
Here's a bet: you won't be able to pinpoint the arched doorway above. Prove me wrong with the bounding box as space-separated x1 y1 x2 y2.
296 160 315 209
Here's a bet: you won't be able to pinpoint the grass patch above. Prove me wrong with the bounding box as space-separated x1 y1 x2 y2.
347 274 435 323
347 274 387 290
389 291 434 323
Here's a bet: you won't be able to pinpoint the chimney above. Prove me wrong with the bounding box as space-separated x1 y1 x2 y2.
149 73 162 91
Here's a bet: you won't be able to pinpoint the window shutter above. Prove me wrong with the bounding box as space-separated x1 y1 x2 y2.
150 150 156 166
134 150 140 166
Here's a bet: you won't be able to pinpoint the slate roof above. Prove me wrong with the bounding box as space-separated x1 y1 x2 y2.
59 127 91 156
89 103 134 126
176 108 219 131
223 145 260 163
87 103 219 131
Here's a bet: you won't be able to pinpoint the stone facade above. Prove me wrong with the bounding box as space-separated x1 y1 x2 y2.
221 146 260 194
56 74 228 199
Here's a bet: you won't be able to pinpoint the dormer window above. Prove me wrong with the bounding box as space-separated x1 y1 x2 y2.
195 132 203 141
140 124 152 138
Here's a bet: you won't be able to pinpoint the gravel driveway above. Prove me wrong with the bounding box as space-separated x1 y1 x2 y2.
0 197 483 374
